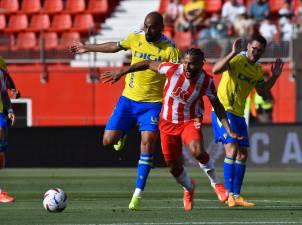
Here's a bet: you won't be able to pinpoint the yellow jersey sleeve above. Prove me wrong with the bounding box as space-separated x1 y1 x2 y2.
217 55 264 116
118 33 134 50
121 31 181 102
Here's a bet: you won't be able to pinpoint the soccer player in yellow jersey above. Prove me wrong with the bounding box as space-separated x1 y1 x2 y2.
212 35 284 207
71 11 228 210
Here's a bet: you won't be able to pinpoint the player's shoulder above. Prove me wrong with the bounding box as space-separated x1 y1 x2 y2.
158 35 177 49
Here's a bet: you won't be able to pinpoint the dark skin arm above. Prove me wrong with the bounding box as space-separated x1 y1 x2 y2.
101 60 160 84
210 96 244 140
69 41 123 54
6 72 20 99
2 90 15 125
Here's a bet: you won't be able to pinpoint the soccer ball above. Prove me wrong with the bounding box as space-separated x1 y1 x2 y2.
43 188 68 212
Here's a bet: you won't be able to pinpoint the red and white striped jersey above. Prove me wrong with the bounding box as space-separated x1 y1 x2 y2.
158 62 217 123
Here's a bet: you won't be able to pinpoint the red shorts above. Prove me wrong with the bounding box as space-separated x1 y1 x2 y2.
159 118 203 162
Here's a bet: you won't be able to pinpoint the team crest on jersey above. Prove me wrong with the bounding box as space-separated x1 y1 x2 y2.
150 116 159 125
171 87 190 104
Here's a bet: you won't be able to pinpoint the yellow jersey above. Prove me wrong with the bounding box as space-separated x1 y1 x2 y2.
118 31 180 102
184 0 205 15
217 54 264 116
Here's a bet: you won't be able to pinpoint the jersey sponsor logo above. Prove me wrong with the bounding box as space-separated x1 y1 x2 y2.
237 73 257 85
134 51 162 61
171 87 190 104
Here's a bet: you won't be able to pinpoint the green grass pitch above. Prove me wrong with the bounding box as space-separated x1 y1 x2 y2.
0 168 301 225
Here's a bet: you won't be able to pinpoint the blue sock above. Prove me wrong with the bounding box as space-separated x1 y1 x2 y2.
136 153 153 190
224 156 235 194
233 160 246 196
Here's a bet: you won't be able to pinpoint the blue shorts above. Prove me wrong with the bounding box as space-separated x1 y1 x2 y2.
0 113 8 152
105 96 162 133
211 111 249 147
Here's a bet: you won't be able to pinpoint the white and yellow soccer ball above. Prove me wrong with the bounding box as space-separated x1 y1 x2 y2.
43 188 68 212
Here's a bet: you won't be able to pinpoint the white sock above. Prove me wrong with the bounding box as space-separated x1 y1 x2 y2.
175 169 193 192
133 188 143 198
198 159 220 187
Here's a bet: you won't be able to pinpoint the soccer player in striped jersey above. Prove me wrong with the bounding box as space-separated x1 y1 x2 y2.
212 36 284 207
101 48 243 211
0 67 15 203
71 12 228 210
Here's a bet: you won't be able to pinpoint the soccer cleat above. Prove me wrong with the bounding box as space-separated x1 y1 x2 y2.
113 136 127 151
213 183 228 203
235 196 256 207
227 193 236 207
183 179 196 211
0 192 15 203
128 196 141 211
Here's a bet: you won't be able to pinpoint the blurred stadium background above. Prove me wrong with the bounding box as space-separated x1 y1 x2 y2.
0 0 301 224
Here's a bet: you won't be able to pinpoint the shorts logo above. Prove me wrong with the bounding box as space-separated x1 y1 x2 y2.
193 118 201 129
151 116 159 125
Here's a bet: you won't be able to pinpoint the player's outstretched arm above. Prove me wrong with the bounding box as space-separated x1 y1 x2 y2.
100 60 161 84
69 41 123 54
212 38 242 75
6 72 21 99
211 97 244 140
255 58 284 96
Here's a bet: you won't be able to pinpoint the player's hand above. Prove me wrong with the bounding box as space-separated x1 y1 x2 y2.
227 131 245 140
100 71 123 84
271 58 284 77
69 41 87 54
231 38 242 55
8 112 15 126
11 89 21 99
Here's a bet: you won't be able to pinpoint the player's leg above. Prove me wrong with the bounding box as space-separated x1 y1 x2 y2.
129 101 162 210
103 96 135 147
0 113 14 203
233 147 255 207
161 130 195 211
183 119 228 203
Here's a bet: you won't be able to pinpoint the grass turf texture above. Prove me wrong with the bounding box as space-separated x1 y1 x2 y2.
0 168 301 225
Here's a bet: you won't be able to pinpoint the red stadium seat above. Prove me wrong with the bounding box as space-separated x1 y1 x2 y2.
43 0 63 14
86 0 108 14
0 14 6 30
174 31 192 51
5 14 28 32
41 32 59 50
205 0 222 13
58 31 80 49
15 32 37 50
49 14 72 32
0 0 19 14
20 0 41 14
71 14 94 33
28 14 50 32
159 0 170 14
65 0 86 14
269 0 286 13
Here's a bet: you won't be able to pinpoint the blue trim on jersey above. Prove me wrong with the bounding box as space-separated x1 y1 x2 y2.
211 111 249 147
105 96 162 133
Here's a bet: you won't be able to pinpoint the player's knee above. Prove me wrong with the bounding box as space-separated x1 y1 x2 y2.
140 140 155 153
225 143 238 158
102 135 114 146
165 160 183 177
237 150 248 161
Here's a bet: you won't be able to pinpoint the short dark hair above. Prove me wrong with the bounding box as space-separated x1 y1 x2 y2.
184 48 205 60
250 34 267 48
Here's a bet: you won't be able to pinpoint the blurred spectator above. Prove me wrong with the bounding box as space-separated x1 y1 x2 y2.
199 14 230 57
259 15 278 42
233 11 256 37
295 0 302 31
278 3 295 41
248 0 270 22
175 0 205 32
254 72 274 123
221 0 246 24
163 0 183 28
